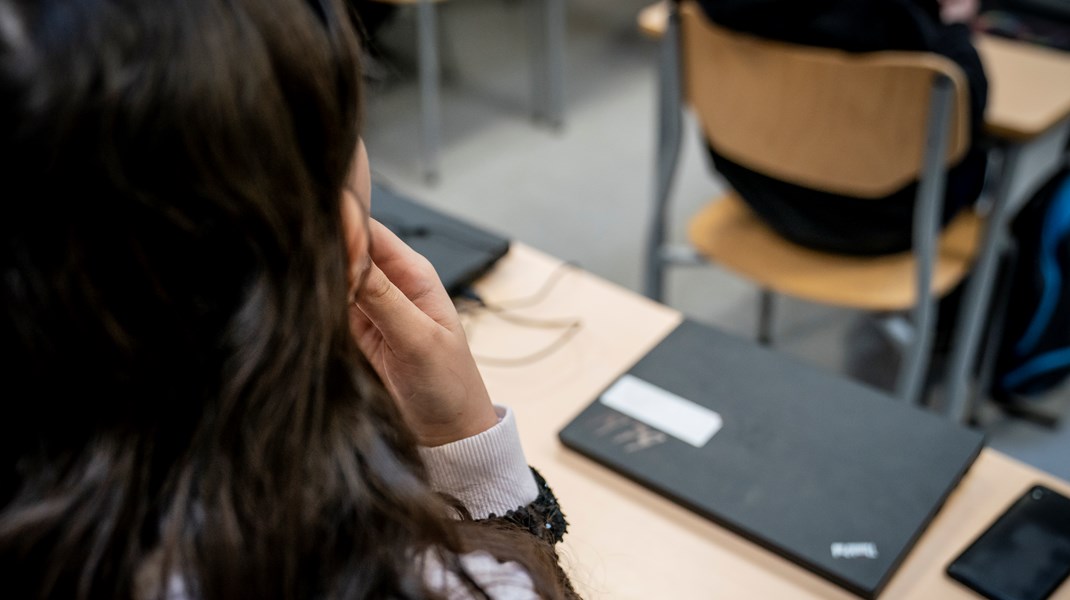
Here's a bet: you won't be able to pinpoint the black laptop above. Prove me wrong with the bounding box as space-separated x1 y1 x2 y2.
370 182 510 296
979 0 1070 51
559 319 985 599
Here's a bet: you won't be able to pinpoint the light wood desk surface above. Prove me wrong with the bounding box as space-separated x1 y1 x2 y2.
975 34 1070 141
468 244 1070 599
636 1 1070 142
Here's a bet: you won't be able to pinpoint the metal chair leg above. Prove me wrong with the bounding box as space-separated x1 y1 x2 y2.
945 145 1022 422
894 76 954 405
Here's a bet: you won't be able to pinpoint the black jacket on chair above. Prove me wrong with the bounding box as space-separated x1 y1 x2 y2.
695 0 989 255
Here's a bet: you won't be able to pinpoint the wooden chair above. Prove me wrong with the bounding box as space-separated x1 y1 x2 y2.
644 0 985 404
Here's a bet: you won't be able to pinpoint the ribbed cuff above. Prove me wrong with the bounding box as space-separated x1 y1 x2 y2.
418 406 539 519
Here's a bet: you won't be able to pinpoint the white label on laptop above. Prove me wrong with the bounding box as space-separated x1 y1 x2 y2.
599 374 723 448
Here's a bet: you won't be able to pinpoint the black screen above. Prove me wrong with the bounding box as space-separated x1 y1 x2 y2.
947 485 1070 600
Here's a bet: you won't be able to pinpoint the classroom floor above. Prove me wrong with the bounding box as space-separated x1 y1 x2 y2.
361 0 1070 480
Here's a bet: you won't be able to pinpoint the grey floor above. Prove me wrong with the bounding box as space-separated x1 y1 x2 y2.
361 0 1069 480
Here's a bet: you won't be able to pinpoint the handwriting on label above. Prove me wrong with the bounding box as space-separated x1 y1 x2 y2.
592 413 667 453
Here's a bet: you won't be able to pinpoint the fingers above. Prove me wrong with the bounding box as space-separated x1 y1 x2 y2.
365 219 441 301
352 218 457 350
354 260 435 351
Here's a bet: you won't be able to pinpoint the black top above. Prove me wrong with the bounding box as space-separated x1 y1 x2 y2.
695 0 989 255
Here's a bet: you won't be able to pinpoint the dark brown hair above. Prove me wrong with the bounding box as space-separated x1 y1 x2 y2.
0 1 573 598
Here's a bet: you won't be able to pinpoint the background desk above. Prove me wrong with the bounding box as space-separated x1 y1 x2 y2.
637 0 1070 423
469 243 1070 598
371 0 566 182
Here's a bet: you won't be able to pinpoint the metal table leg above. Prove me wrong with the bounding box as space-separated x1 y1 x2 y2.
417 0 441 183
543 0 566 128
643 5 682 301
527 0 548 123
972 246 1017 422
527 0 565 128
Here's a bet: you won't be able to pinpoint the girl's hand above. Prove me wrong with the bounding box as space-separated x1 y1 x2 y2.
349 219 498 446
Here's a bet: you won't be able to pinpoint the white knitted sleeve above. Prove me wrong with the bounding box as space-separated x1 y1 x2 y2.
417 406 539 519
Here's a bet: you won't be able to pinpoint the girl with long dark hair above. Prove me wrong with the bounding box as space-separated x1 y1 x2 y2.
0 0 576 597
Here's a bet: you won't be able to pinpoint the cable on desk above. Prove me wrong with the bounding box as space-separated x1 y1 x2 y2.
480 260 579 310
456 262 583 367
469 317 582 367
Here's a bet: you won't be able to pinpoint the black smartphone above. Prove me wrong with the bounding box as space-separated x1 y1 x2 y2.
947 484 1070 600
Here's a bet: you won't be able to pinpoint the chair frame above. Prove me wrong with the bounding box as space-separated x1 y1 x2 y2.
644 0 964 405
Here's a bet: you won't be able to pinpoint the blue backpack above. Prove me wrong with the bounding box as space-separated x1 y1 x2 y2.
995 167 1070 398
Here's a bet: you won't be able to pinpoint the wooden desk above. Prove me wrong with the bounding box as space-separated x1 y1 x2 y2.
469 243 1070 599
976 34 1070 142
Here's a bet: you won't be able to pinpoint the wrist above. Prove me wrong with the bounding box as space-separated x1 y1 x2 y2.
415 401 499 447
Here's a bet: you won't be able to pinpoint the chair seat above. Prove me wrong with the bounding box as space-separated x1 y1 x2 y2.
687 193 984 311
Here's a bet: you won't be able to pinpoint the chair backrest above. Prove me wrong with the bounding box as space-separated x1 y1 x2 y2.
679 0 971 199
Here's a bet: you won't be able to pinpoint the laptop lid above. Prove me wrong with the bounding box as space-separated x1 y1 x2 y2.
979 0 1070 50
559 319 985 599
370 182 510 296
984 0 1070 21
